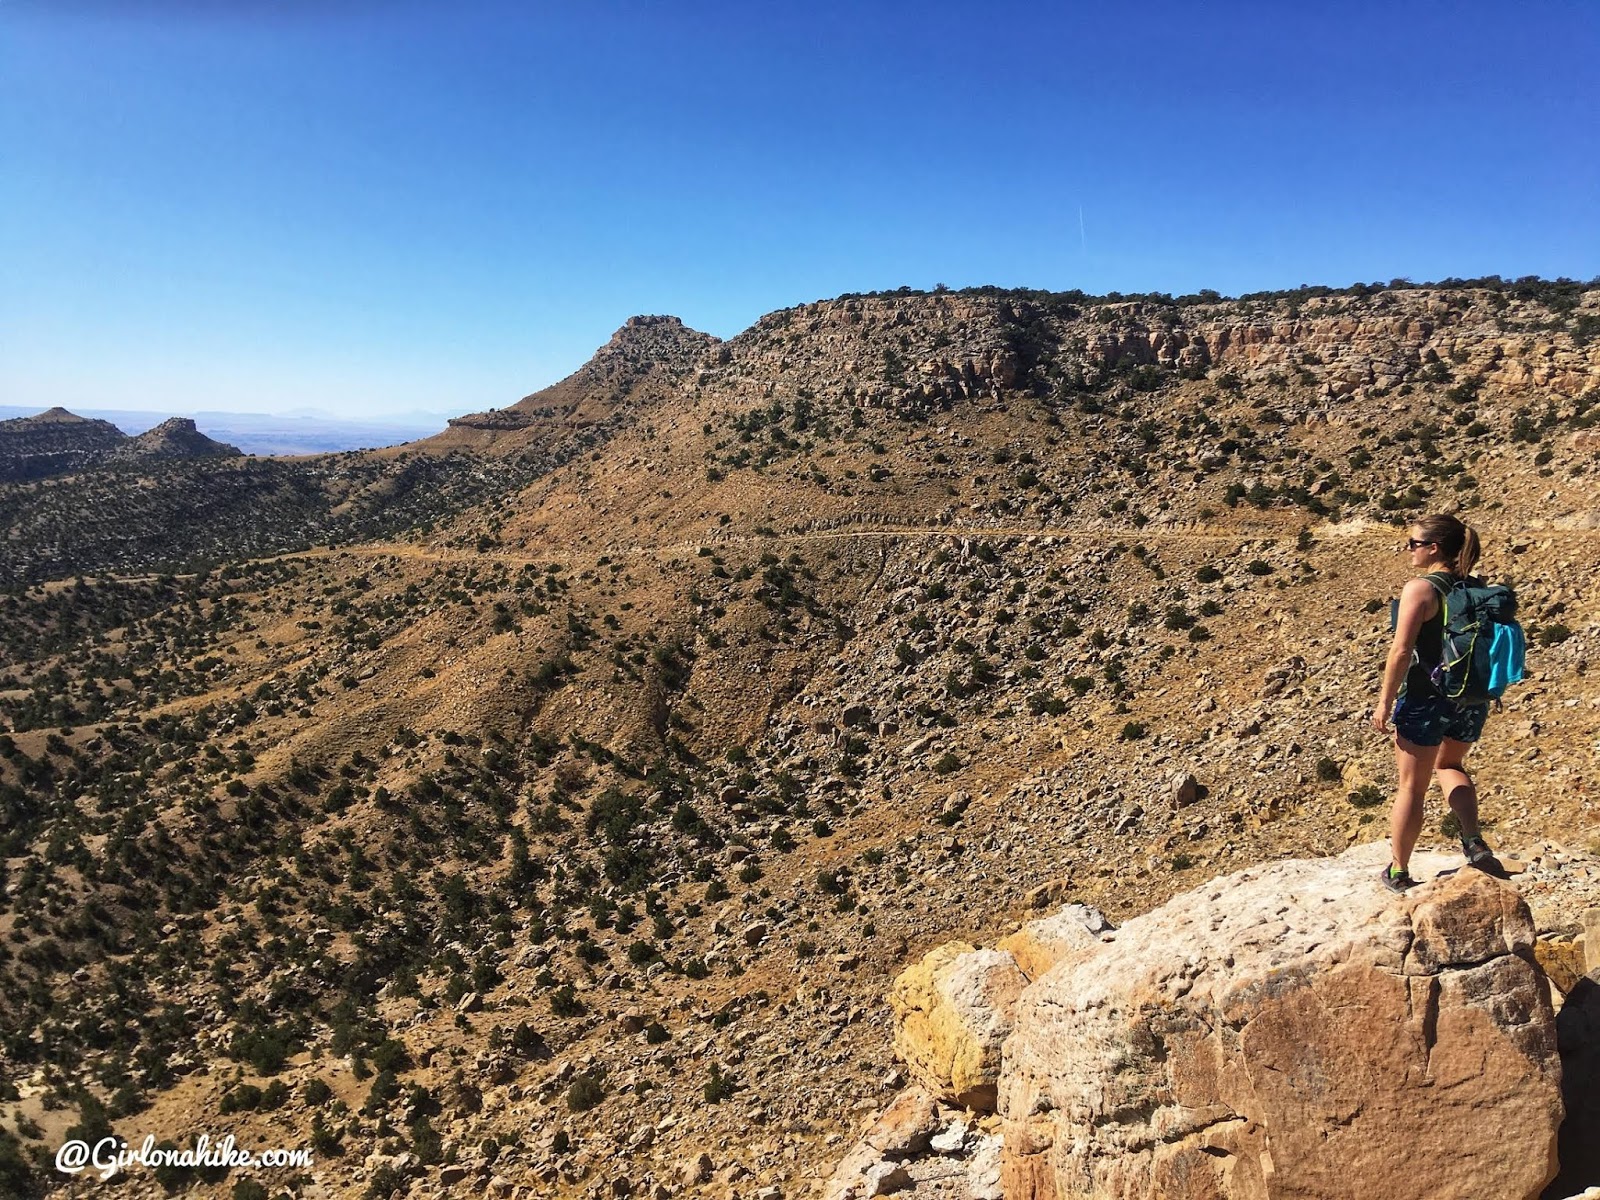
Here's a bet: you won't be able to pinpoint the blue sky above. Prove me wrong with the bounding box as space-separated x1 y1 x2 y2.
3 1 1596 422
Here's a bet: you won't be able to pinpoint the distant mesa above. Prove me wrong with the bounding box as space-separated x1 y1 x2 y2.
0 407 241 483
29 405 101 424
111 417 242 463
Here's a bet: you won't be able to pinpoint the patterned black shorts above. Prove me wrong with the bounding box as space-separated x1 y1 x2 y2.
1392 690 1489 748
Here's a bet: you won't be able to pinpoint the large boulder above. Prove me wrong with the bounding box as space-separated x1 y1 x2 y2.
1000 846 1563 1200
889 942 1027 1110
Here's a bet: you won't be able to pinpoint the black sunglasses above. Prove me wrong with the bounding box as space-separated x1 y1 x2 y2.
1405 538 1436 550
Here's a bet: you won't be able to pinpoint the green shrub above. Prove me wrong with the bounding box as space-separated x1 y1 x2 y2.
367 1164 408 1199
362 1070 400 1116
1348 784 1385 809
566 1071 606 1112
704 1064 735 1104
219 1083 263 1115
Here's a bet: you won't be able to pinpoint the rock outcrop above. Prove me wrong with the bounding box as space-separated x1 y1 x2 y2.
889 942 1028 1111
999 846 1563 1200
440 314 719 445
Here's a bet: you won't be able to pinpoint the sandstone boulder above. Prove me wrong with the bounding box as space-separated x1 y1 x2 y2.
1000 846 1563 1200
889 942 1027 1110
998 904 1113 982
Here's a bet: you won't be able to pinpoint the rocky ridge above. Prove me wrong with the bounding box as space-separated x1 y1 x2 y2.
437 315 720 447
0 408 241 484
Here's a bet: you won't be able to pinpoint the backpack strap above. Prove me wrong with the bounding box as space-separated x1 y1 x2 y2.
1422 570 1455 597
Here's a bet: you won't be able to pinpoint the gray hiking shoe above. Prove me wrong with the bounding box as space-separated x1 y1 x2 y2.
1463 837 1507 878
1380 864 1418 893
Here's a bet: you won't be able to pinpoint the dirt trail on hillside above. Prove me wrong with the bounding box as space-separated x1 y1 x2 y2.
247 521 1589 577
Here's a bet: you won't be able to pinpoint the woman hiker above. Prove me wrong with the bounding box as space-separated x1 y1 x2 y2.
1370 513 1503 891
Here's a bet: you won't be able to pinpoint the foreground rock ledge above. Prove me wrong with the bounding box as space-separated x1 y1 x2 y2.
999 848 1562 1200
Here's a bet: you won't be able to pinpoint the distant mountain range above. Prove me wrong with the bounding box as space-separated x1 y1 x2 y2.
0 405 449 456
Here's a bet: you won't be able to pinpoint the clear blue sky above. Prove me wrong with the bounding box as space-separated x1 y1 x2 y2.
3 1 1596 422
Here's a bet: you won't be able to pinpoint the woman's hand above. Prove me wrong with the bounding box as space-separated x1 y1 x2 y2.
1370 704 1392 736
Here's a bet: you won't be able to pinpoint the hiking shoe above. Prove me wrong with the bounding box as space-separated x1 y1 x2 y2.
1380 864 1418 893
1463 837 1507 878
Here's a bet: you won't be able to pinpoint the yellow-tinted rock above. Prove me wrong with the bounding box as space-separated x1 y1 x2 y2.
1535 936 1587 994
997 903 1111 982
888 942 1026 1111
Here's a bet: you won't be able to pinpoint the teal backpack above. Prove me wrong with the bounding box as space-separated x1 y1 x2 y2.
1421 572 1526 708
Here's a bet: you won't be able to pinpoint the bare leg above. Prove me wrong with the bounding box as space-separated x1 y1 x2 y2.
1390 735 1442 873
1435 738 1479 841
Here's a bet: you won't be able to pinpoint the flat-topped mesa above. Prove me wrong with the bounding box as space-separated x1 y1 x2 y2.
112 417 242 461
711 286 1598 422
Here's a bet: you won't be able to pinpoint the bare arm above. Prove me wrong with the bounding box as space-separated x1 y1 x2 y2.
1370 578 1438 734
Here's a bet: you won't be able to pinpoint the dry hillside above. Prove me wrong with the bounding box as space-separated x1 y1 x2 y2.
0 278 1597 1199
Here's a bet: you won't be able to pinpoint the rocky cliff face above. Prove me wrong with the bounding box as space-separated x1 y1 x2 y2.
704 286 1597 420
